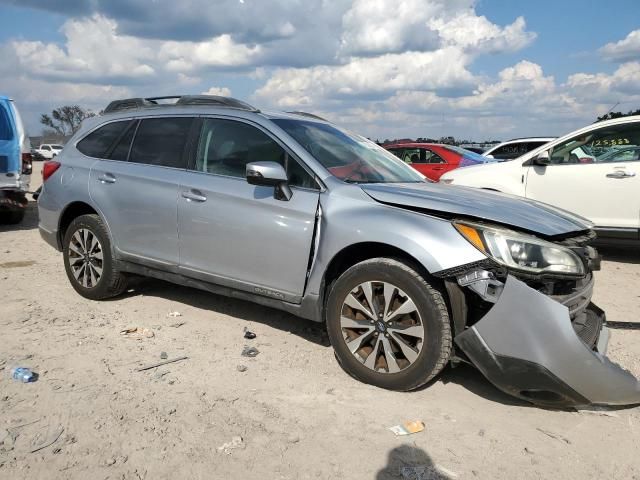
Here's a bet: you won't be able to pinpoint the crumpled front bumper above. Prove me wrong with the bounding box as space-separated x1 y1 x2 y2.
455 275 640 408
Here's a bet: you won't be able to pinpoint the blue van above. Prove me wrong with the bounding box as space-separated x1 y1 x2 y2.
0 95 31 224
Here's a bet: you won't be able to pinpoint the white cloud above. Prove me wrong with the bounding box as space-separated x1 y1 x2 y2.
599 30 640 63
11 14 261 83
429 15 535 54
202 86 232 96
255 47 476 107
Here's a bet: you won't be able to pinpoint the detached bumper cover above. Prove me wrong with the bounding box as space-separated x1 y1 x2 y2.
456 275 640 407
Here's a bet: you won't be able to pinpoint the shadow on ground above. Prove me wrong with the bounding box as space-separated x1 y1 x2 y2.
123 277 331 347
0 201 39 233
597 245 640 265
376 444 451 480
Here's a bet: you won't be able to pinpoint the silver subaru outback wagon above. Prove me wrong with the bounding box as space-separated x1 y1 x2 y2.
38 95 640 407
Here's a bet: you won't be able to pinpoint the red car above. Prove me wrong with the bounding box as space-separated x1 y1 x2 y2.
384 142 492 181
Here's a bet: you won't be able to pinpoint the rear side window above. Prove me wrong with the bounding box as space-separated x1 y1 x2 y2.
109 121 137 161
77 121 131 158
0 105 14 141
129 117 193 168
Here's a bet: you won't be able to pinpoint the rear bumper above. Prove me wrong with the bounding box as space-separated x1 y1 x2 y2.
39 224 61 251
456 275 640 407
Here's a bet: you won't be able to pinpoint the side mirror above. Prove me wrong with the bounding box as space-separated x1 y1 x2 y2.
246 161 292 201
532 150 551 166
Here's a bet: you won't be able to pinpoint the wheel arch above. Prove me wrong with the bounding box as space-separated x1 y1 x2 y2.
57 201 100 247
320 242 440 318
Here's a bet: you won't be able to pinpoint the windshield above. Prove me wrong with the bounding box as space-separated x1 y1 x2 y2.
444 145 498 167
273 119 426 184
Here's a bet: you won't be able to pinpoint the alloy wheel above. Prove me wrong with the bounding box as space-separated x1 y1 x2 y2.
67 228 104 289
340 281 425 373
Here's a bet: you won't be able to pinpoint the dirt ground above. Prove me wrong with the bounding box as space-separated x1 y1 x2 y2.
1 164 639 480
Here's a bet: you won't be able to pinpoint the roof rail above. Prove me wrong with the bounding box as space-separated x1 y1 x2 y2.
104 95 259 114
286 111 329 122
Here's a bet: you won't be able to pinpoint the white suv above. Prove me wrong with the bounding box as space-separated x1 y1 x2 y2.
35 143 64 159
441 116 640 245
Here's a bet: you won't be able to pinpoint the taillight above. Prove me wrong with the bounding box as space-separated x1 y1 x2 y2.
21 152 33 175
42 161 61 182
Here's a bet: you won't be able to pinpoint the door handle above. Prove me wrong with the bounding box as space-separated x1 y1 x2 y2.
98 173 116 184
181 190 207 202
606 170 636 179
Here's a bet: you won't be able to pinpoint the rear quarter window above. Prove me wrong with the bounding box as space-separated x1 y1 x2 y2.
0 105 14 141
77 121 132 158
129 117 193 168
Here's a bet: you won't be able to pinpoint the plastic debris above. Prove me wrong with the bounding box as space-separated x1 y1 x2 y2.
120 327 154 339
167 311 182 318
30 425 64 453
243 330 257 340
160 352 168 360
217 436 244 454
388 420 425 436
9 367 38 383
241 346 260 358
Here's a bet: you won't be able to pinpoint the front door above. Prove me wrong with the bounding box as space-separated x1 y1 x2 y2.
177 117 320 301
525 121 640 231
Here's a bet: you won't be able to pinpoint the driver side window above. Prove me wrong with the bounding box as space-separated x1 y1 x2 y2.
550 122 640 165
194 118 319 189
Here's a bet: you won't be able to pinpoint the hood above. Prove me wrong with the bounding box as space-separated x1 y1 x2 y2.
361 182 592 238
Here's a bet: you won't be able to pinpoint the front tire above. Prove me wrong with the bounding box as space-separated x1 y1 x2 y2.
63 214 127 300
326 258 452 391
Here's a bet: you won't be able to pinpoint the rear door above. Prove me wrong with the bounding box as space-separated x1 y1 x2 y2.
525 121 640 233
177 117 320 301
418 147 450 181
89 116 194 267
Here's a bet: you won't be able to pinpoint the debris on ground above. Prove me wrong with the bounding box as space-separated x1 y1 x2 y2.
30 425 64 453
217 436 244 455
120 327 154 339
243 330 257 340
241 346 260 358
388 420 425 436
577 408 620 418
237 365 248 372
136 356 188 372
169 322 186 328
167 311 182 318
536 427 571 444
9 367 38 383
160 352 168 360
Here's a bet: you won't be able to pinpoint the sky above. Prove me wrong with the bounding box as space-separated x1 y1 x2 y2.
0 0 638 141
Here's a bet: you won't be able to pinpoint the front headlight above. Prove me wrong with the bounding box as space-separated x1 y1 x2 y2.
454 221 585 276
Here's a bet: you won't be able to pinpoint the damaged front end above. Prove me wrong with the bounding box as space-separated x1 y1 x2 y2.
441 227 640 408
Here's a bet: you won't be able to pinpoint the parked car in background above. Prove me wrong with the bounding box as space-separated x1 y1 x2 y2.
37 94 640 407
384 142 496 181
461 146 486 155
0 95 31 224
34 143 64 159
31 148 46 161
483 137 555 161
441 116 640 244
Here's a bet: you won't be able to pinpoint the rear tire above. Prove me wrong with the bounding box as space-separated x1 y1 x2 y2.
63 214 127 300
326 258 452 391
